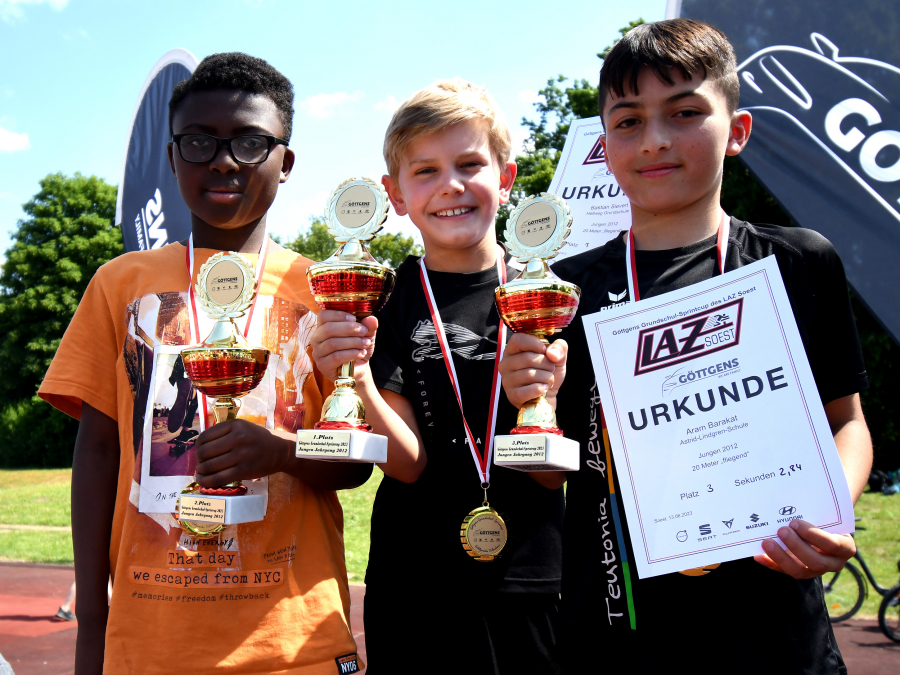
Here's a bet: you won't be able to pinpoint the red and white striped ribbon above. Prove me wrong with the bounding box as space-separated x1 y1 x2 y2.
418 250 507 486
625 211 730 302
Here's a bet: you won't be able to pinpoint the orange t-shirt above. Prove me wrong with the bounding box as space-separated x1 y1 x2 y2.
39 243 361 675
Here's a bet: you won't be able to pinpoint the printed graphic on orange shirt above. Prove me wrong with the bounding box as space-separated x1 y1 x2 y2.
129 565 285 589
131 291 317 519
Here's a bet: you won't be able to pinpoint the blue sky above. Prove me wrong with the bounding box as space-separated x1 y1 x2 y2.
0 0 666 256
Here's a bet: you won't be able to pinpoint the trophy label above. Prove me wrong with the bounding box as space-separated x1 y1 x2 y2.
515 201 557 247
463 511 508 557
205 259 245 306
178 495 227 524
336 184 376 229
495 435 547 462
296 430 351 457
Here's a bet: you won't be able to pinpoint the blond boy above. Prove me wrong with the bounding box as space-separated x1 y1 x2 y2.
311 80 563 674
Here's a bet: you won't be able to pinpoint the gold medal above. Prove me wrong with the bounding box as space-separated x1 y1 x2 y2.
460 505 508 561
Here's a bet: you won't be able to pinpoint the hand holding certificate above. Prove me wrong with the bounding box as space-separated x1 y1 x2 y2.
583 255 855 578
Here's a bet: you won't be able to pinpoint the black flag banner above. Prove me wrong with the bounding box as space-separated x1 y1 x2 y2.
670 0 900 342
116 49 198 253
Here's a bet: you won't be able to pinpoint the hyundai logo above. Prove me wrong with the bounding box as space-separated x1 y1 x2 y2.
779 506 797 516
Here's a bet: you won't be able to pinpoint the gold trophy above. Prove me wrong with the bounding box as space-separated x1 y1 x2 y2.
295 177 395 462
174 251 270 538
494 193 582 472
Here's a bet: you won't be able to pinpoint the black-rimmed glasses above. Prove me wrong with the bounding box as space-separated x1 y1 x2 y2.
171 134 288 164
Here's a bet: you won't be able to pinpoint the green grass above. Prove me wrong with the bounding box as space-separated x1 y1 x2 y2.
1 467 896 620
0 530 75 564
339 467 383 582
825 490 900 619
0 467 386 574
0 468 74 563
0 476 72 528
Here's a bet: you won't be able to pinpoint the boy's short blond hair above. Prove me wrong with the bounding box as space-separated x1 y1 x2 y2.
383 78 512 180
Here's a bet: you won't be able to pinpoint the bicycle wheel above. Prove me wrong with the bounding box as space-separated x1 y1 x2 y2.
824 561 865 622
878 582 900 643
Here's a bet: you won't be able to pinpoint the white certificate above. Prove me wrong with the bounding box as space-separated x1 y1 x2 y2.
547 116 631 261
582 255 855 578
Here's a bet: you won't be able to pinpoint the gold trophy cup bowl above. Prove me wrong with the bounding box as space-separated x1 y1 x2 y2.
495 274 580 433
174 251 270 538
493 193 582 472
296 178 394 462
307 248 395 432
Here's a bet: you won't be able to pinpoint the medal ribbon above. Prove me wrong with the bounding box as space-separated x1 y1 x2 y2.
184 224 270 428
418 249 507 487
625 211 730 302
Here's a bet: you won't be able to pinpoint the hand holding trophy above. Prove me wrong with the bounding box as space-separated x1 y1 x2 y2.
296 177 396 462
175 250 270 538
494 193 582 471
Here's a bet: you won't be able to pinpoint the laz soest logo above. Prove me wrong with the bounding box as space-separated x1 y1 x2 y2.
633 299 743 376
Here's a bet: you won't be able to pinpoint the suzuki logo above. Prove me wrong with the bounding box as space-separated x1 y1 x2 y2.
750 513 760 522
779 506 797 516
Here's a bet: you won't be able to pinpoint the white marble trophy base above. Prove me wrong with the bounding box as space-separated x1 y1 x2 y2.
494 433 580 472
295 428 387 463
177 493 267 525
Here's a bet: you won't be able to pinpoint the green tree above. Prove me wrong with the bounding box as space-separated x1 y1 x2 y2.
498 76 599 238
281 219 336 262
284 218 422 267
0 173 122 467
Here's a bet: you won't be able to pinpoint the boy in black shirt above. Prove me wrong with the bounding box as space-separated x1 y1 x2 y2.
312 79 564 674
500 19 873 674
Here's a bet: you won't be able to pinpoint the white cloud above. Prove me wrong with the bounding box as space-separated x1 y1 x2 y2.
510 124 531 155
518 89 545 105
0 125 30 152
374 95 399 113
299 91 364 119
0 0 69 24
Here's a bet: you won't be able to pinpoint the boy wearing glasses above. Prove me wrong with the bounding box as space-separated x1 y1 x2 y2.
39 53 368 674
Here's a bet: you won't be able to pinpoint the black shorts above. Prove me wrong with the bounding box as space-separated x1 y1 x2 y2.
363 585 561 675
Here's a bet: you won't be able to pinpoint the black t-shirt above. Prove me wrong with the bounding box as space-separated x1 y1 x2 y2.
367 256 565 595
551 220 868 674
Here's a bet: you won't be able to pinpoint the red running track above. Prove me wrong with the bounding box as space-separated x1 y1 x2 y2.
2 562 898 674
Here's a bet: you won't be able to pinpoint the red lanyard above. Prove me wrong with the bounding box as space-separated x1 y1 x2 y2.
418 250 507 486
184 229 269 428
625 211 730 302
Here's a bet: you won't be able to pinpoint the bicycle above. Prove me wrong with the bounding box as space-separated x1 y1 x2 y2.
879 571 900 643
823 519 896 623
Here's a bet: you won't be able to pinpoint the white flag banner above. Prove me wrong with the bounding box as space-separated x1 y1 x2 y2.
548 116 631 260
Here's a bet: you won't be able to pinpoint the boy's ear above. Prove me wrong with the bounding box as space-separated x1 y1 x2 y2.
280 147 295 184
382 174 408 216
725 110 753 157
498 161 517 205
599 134 614 174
